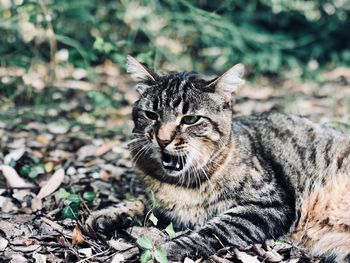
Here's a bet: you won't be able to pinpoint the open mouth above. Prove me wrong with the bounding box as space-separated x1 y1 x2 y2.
161 151 187 172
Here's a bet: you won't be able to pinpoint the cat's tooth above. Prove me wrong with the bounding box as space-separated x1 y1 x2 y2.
176 163 180 169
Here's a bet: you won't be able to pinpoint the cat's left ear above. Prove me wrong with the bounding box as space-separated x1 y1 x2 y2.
126 55 159 94
208 63 245 96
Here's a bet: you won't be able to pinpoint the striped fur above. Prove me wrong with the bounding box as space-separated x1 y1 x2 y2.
127 58 350 261
93 57 350 262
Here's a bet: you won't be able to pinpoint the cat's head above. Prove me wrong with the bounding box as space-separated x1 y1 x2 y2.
127 56 244 186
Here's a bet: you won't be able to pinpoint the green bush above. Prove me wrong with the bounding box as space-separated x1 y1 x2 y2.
0 0 349 75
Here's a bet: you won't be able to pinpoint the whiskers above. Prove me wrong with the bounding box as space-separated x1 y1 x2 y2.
128 134 153 165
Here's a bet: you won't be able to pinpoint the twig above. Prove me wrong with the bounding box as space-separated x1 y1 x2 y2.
212 234 225 248
41 217 72 237
76 248 111 263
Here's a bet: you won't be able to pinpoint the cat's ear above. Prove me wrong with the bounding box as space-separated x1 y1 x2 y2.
126 55 158 93
208 63 245 96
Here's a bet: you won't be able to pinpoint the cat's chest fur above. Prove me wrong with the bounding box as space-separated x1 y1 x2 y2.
148 180 233 228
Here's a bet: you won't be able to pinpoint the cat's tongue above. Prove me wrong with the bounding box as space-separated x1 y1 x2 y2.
161 152 185 171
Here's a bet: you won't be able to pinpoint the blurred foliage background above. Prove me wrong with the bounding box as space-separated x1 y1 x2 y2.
0 0 350 117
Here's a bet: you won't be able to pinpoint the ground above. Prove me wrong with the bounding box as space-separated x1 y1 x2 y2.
1 62 350 262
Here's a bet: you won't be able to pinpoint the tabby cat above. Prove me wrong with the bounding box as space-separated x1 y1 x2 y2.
86 56 350 262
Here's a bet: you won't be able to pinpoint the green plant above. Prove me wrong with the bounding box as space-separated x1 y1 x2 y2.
137 210 177 263
137 235 168 263
58 187 96 220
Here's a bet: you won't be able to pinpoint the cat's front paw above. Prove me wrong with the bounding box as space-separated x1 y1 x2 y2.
85 200 145 238
85 206 127 237
160 241 203 262
161 241 189 262
161 234 216 262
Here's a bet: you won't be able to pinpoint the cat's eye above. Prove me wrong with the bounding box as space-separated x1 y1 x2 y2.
181 115 201 125
144 110 159 120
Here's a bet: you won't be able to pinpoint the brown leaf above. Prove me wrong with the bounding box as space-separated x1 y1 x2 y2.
77 145 98 160
36 168 65 199
72 225 84 246
0 236 8 252
234 249 260 263
53 80 94 91
184 258 196 263
264 250 283 262
94 141 120 157
108 239 134 251
4 148 25 165
44 162 54 173
35 134 51 145
33 252 47 263
0 165 34 188
78 248 92 257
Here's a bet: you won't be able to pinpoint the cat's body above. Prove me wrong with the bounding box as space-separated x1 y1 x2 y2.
134 111 350 262
86 56 350 262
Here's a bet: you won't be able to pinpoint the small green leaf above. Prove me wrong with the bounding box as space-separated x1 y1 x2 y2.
140 249 152 263
165 223 176 239
62 203 79 220
83 191 96 202
149 212 158 226
9 159 16 167
136 219 143 226
20 166 31 177
28 168 39 178
31 156 40 164
154 248 167 263
58 188 71 199
68 194 81 203
275 238 284 244
136 235 153 250
70 186 79 194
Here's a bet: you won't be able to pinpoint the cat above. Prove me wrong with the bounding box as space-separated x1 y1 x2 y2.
86 56 350 262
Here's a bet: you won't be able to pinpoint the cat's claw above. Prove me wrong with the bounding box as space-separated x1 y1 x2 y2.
160 241 203 262
160 241 187 262
85 206 124 238
85 200 145 238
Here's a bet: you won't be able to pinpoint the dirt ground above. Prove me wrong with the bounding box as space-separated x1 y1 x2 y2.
1 62 350 262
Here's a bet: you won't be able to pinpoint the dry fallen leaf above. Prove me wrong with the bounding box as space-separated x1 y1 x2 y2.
45 162 54 173
108 239 134 251
4 148 25 165
264 250 283 262
77 145 98 160
31 196 43 212
234 249 261 263
72 225 84 246
0 196 18 213
33 252 47 263
78 247 92 257
35 134 52 145
94 141 120 157
111 254 125 263
36 168 65 199
53 80 94 91
0 165 34 188
184 258 196 263
0 236 8 252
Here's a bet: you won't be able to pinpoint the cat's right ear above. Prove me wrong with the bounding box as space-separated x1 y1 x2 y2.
126 56 158 94
208 63 245 98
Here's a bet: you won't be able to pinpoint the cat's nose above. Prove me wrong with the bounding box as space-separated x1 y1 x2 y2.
157 138 171 148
